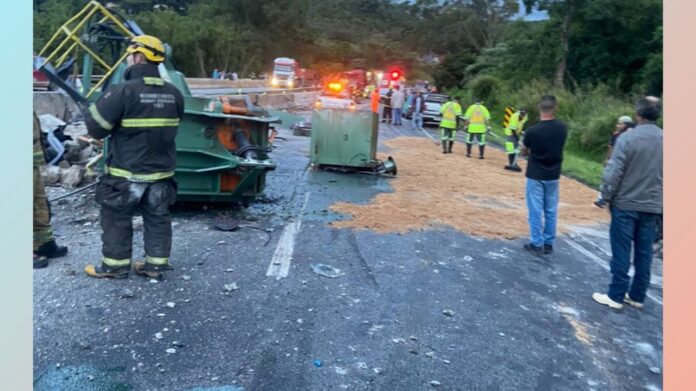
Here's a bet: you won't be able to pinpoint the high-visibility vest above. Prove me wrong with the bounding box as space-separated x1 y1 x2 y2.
370 90 380 113
504 112 527 136
463 104 491 133
439 101 462 129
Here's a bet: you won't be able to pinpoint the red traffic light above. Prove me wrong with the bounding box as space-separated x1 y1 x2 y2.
391 71 400 80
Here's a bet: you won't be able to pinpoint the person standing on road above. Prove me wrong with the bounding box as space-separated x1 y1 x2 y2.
33 112 68 269
594 115 634 208
83 35 184 280
592 97 663 310
520 95 568 255
463 98 492 159
504 108 528 172
391 85 405 126
439 96 462 154
370 85 380 124
411 91 426 130
381 88 393 123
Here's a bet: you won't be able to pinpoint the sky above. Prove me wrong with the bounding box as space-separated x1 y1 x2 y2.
512 0 550 21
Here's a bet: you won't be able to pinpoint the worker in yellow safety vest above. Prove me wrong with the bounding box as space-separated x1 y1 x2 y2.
503 108 528 172
439 96 463 154
463 98 492 159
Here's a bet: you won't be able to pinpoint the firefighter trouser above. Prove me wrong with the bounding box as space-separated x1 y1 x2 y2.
95 175 177 269
505 134 520 154
440 127 456 141
33 165 54 251
466 132 487 145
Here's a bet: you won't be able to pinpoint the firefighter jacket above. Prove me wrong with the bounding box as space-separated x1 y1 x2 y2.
33 112 45 167
85 64 184 181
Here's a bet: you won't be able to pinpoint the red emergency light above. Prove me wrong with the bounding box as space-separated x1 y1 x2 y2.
390 71 400 80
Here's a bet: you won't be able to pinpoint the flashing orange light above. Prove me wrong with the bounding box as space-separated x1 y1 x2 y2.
328 82 343 92
315 100 322 108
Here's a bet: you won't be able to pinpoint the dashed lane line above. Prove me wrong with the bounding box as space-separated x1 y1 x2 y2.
266 191 311 279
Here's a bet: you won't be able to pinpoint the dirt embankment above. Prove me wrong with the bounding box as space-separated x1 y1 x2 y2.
330 137 608 239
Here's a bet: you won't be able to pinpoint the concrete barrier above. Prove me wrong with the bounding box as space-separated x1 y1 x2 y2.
33 91 80 121
185 78 269 89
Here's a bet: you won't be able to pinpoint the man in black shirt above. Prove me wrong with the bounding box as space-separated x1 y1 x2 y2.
520 95 568 255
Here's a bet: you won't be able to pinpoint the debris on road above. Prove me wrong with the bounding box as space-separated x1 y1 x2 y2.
443 309 455 317
223 283 239 292
166 302 176 308
430 380 442 387
313 360 322 367
330 137 608 238
181 275 192 281
118 289 134 299
165 348 176 354
310 263 345 278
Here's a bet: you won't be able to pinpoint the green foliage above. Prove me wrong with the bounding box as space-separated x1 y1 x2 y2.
467 75 503 107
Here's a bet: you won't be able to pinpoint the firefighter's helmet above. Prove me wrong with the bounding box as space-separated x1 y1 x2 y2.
127 35 165 63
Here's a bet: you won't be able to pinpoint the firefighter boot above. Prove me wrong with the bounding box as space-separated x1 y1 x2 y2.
441 140 448 154
84 263 130 279
36 239 68 259
33 253 48 269
134 261 174 280
466 144 472 158
479 145 485 159
448 141 454 154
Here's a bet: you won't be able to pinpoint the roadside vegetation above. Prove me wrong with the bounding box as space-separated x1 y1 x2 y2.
33 0 662 187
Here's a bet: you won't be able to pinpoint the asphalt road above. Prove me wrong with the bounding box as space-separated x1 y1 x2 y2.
34 115 663 391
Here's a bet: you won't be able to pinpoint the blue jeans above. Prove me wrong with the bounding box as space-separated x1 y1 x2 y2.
412 112 423 129
525 179 560 247
392 108 402 125
607 207 658 303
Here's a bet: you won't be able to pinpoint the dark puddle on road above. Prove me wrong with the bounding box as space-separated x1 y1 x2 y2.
34 364 246 391
305 170 395 223
34 365 132 391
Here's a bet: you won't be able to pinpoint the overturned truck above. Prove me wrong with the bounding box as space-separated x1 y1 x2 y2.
37 1 278 205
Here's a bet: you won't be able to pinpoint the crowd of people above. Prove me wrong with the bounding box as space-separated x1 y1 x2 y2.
372 86 663 312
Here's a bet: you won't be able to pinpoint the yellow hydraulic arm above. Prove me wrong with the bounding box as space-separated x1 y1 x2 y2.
38 1 136 99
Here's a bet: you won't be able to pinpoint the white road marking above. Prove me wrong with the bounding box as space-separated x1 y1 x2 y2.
266 191 311 279
563 237 662 306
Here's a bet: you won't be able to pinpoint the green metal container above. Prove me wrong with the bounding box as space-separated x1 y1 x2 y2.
310 109 379 168
91 61 279 205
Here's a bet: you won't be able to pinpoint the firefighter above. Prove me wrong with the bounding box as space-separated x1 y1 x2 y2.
503 108 528 172
83 35 184 280
33 112 68 269
439 96 462 154
463 98 492 159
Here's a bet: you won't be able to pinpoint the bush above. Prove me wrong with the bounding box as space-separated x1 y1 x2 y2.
466 75 502 107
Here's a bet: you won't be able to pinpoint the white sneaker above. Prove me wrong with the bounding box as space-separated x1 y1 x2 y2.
623 294 645 309
592 293 623 310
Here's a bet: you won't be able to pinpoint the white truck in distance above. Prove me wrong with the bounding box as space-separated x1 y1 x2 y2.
271 57 297 88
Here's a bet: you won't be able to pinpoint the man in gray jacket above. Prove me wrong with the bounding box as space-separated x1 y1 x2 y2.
592 97 663 310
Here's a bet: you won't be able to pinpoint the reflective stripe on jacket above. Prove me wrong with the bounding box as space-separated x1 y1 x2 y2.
85 64 184 178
